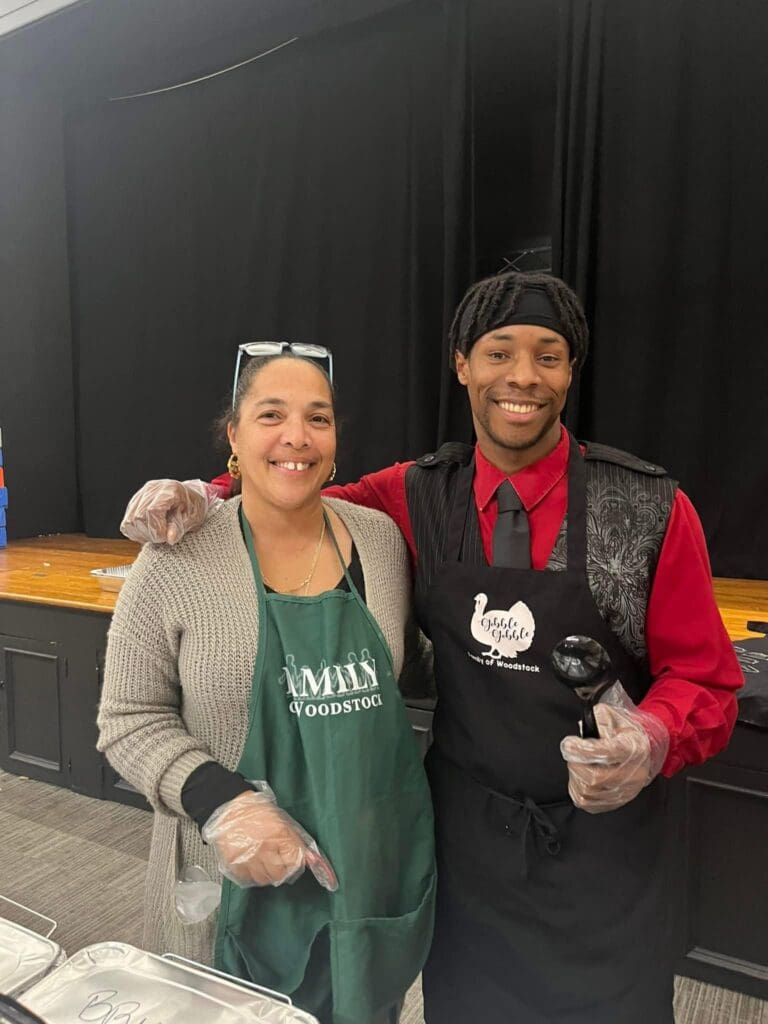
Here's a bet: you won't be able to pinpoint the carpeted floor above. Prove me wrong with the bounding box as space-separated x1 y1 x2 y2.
1 769 766 1023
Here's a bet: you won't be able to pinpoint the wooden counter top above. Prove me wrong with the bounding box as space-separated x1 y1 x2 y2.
712 577 768 642
0 534 140 613
1 535 767 632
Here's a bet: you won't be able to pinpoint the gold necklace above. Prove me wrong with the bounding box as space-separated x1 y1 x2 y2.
261 517 327 595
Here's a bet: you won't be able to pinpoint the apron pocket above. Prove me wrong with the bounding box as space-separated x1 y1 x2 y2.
214 871 331 995
328 873 436 1024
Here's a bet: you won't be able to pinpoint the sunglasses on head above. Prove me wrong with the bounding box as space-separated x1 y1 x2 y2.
232 341 334 409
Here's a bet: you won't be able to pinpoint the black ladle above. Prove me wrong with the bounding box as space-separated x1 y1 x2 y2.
550 635 615 739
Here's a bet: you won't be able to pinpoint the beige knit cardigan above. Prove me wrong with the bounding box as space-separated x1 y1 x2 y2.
97 496 420 963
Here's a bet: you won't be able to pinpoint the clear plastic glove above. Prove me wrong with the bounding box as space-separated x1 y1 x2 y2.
201 783 339 891
120 479 221 545
560 683 670 814
174 865 222 924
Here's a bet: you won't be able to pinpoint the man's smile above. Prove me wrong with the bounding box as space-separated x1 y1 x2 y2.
496 400 544 413
492 396 548 424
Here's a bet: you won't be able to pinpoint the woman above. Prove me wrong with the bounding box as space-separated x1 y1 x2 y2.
97 352 436 1024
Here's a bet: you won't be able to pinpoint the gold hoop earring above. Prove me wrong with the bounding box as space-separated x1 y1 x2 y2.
327 462 337 483
227 452 241 479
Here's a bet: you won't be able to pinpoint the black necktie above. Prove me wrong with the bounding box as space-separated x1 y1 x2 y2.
493 480 531 568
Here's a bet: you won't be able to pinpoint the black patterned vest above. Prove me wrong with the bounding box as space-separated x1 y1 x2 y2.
405 441 677 665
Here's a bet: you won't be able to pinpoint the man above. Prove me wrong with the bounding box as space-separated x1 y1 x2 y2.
123 271 742 1023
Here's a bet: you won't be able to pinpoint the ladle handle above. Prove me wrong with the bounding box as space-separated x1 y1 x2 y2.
582 704 600 739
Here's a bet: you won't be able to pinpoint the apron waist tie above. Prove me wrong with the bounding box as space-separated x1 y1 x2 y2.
519 796 562 878
428 752 571 878
488 788 567 878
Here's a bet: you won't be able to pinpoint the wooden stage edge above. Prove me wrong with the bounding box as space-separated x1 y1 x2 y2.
1 533 767 637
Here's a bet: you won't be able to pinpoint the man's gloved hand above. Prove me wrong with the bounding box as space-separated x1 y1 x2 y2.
120 479 221 545
201 784 338 891
560 685 670 814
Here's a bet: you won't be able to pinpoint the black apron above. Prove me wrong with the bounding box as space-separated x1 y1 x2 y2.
418 435 677 1024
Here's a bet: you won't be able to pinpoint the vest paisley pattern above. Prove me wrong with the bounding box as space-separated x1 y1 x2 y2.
406 442 677 663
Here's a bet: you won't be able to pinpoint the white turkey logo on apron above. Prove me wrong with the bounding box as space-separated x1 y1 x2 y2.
470 592 536 660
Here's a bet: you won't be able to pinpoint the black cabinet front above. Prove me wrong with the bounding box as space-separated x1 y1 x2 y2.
0 632 66 785
678 724 768 998
0 600 146 808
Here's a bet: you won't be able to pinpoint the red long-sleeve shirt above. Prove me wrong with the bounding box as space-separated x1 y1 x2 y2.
211 427 743 776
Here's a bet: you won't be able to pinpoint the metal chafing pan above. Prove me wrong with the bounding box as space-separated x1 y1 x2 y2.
20 943 319 1023
0 898 65 997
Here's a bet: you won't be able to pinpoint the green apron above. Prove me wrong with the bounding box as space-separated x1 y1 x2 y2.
214 507 436 1024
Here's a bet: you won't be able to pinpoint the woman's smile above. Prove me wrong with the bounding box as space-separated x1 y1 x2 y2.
268 459 316 473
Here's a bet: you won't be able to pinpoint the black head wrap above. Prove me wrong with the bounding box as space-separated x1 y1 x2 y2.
448 271 589 369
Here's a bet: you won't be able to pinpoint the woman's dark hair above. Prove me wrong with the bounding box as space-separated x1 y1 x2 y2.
212 353 336 495
448 270 589 370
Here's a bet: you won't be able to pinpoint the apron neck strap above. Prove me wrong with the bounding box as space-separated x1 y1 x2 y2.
564 432 587 570
240 503 260 581
324 507 358 592
446 432 588 570
446 458 476 562
239 503 353 594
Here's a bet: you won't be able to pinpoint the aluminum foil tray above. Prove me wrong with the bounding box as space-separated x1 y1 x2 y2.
90 564 132 592
0 918 65 997
20 943 319 1023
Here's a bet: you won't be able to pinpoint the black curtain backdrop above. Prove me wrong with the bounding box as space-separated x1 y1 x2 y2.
553 0 768 579
66 0 475 536
551 0 603 430
0 0 557 540
0 85 79 537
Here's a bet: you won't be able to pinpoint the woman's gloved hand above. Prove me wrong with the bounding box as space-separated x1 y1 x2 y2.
560 685 670 814
120 479 220 544
202 784 338 891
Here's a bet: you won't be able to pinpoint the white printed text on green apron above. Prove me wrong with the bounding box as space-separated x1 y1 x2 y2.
281 650 385 718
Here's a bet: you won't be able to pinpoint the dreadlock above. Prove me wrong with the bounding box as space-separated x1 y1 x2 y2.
448 271 589 370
